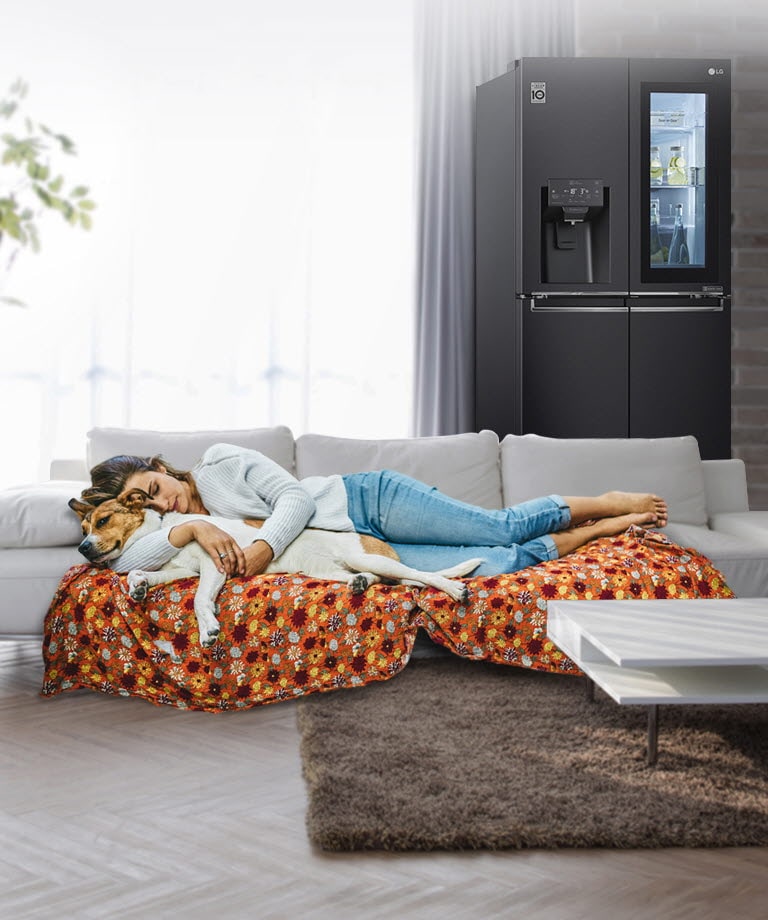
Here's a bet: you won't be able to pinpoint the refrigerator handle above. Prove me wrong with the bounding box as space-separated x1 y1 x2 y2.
527 300 628 313
631 300 727 313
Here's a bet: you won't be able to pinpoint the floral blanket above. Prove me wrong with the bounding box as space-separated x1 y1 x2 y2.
42 527 732 712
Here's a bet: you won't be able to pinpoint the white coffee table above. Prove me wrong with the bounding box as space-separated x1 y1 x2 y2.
546 598 768 765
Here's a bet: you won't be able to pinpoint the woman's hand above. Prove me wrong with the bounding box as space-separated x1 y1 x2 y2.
241 540 275 578
167 520 247 575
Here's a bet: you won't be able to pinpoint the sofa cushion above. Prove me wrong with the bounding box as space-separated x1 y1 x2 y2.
296 430 502 509
0 482 87 548
663 522 768 597
500 434 707 526
86 426 296 473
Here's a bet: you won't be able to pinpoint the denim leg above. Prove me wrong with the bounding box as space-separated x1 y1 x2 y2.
391 538 558 577
343 471 570 547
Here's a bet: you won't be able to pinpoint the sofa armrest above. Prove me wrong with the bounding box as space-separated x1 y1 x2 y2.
708 511 768 546
702 458 749 517
0 480 87 548
50 459 89 480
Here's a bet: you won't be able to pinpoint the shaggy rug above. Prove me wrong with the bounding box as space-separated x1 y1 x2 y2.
297 656 768 851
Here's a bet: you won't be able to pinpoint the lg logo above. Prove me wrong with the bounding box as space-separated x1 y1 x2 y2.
708 67 725 76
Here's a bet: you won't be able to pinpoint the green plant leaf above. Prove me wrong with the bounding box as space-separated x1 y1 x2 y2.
27 160 50 180
2 79 93 251
34 185 53 207
10 78 28 98
55 133 76 154
0 295 27 307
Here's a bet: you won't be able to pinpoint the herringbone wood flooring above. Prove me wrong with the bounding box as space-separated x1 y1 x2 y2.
2 638 768 920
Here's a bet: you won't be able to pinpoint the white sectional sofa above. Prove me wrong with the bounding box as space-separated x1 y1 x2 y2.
1 426 767 637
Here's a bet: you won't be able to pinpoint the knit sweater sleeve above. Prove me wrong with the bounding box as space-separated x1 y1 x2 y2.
196 445 317 559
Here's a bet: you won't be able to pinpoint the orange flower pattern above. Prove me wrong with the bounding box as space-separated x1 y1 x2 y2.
415 528 733 671
42 528 732 711
42 568 418 711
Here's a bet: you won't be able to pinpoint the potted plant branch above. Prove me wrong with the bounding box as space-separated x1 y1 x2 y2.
0 78 95 305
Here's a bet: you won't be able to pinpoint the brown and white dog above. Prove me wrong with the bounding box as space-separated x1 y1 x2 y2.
69 490 482 647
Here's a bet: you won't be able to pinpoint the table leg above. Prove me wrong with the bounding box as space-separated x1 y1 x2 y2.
646 704 659 767
585 676 595 702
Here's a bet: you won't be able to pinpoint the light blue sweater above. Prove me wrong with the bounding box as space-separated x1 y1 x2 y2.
112 443 353 572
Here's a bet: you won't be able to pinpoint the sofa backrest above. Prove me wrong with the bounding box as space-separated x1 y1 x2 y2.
500 434 708 526
85 426 296 474
81 426 504 508
296 430 503 509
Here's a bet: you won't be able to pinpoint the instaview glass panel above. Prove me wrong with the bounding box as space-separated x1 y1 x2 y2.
649 91 706 269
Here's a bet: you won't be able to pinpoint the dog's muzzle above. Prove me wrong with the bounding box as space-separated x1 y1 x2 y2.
77 538 116 564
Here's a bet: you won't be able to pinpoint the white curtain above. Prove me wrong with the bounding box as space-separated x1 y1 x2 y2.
0 0 414 488
413 0 575 435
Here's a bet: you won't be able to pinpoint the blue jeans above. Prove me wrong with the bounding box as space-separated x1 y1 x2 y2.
342 470 569 576
388 542 559 577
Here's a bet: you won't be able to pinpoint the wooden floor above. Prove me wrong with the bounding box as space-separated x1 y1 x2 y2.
2 638 768 920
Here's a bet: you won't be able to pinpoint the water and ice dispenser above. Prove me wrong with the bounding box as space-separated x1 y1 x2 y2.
541 179 610 284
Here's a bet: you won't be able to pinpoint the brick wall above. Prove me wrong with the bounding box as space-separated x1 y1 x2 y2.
574 0 768 509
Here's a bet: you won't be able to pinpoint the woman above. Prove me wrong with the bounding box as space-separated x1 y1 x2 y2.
81 442 668 578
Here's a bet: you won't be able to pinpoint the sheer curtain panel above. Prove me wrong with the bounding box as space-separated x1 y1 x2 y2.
413 0 574 436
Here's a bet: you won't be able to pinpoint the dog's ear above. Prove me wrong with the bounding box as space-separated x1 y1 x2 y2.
68 498 94 520
118 488 151 511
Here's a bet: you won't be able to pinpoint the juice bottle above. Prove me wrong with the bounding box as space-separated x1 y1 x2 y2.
667 145 687 185
650 146 663 186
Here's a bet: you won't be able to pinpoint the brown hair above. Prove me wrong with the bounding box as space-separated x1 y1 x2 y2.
80 454 195 506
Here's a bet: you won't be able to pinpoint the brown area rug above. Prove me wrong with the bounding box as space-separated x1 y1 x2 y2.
297 656 768 851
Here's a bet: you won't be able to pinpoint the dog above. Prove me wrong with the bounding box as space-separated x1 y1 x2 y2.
69 489 482 648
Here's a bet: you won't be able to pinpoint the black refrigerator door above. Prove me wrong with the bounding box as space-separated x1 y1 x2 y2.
521 299 628 438
629 301 731 459
628 58 731 295
518 57 629 296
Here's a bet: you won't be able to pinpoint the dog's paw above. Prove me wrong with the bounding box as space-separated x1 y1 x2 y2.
197 612 221 648
442 579 469 604
127 571 148 601
349 573 372 595
200 625 220 648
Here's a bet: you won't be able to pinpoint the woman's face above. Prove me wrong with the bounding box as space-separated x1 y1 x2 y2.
123 466 200 514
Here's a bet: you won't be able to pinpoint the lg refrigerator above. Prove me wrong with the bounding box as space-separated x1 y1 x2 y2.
475 57 731 459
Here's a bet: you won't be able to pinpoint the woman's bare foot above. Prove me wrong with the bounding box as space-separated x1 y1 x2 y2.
551 511 656 558
602 491 668 524
565 492 668 528
594 510 658 535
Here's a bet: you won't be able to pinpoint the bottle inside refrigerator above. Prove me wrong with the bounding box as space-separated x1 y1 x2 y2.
649 92 706 268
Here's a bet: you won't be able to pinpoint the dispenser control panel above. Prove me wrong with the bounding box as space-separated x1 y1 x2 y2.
548 179 604 207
